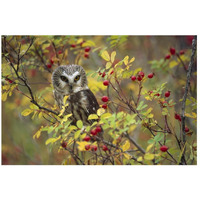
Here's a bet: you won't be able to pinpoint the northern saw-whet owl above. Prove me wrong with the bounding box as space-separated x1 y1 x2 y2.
52 64 99 126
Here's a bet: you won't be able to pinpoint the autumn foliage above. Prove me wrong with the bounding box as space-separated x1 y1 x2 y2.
1 35 197 165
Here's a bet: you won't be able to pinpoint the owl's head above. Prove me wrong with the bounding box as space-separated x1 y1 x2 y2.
52 64 88 95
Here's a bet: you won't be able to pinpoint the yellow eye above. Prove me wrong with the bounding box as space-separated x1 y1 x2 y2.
60 76 68 82
74 75 80 82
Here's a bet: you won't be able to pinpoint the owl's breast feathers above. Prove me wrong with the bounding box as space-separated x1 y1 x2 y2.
68 89 99 125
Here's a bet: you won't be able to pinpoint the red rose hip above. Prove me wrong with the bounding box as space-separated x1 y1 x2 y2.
85 144 90 151
102 96 109 102
160 145 168 152
61 141 67 148
95 126 101 133
84 53 89 59
102 104 107 109
102 72 106 78
71 44 76 48
91 145 97 151
47 64 52 69
84 47 91 52
138 71 144 78
131 76 136 81
179 50 185 55
83 136 91 142
137 75 142 81
170 47 176 55
102 145 108 151
175 113 181 121
103 80 109 86
185 127 189 132
148 73 154 79
165 54 171 59
165 91 171 98
91 129 97 136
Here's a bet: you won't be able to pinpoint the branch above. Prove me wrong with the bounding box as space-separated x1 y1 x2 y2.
123 132 146 154
180 37 197 164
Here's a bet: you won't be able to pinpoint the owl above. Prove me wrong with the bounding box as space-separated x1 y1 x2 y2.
52 64 99 126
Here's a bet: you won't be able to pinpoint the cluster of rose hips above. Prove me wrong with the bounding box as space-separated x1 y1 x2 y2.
131 71 155 82
165 47 185 60
83 126 108 152
46 58 54 69
82 126 109 152
70 41 91 59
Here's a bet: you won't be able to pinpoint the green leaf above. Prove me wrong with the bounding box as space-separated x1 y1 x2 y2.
74 130 82 140
76 120 83 129
154 133 164 142
136 101 148 111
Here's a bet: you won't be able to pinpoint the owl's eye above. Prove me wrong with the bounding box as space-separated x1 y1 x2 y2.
60 76 68 82
74 75 80 82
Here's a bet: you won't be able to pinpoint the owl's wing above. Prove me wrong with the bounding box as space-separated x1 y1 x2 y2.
69 89 99 125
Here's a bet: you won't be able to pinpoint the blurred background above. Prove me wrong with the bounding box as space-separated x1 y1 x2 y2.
1 35 196 165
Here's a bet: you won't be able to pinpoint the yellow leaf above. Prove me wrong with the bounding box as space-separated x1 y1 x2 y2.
106 62 112 69
21 109 33 116
144 153 155 160
97 108 105 116
101 50 110 61
61 114 72 124
121 140 130 151
129 56 135 63
45 135 61 145
58 106 65 117
100 113 112 120
147 113 154 118
33 128 42 139
137 156 143 162
69 125 77 130
63 95 69 105
123 56 129 65
2 92 8 101
185 112 196 119
169 60 179 68
81 40 95 47
111 51 116 63
38 112 43 119
128 125 136 133
77 141 91 151
145 96 152 101
124 153 132 160
146 143 154 152
88 114 99 120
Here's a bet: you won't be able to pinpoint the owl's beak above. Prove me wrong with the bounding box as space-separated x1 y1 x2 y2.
69 84 73 92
